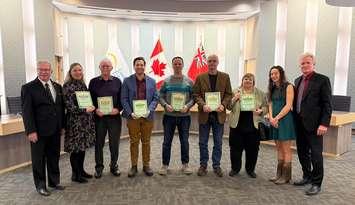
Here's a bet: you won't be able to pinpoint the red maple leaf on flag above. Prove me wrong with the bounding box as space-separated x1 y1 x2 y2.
151 59 166 77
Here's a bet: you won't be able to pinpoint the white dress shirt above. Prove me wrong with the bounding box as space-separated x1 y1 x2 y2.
38 78 56 102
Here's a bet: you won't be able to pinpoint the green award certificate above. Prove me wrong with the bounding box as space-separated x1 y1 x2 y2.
75 91 93 109
240 94 256 111
205 92 221 111
133 100 148 117
98 96 113 115
171 92 186 111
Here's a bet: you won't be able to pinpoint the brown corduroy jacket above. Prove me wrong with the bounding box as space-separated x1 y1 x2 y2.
192 71 233 124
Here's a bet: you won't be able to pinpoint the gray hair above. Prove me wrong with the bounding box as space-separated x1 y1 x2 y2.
207 54 219 61
299 52 316 65
37 60 52 69
99 58 113 68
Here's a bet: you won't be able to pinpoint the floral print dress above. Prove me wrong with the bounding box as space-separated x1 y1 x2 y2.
63 80 95 153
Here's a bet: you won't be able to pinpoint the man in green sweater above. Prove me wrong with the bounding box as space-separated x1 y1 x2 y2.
158 56 195 175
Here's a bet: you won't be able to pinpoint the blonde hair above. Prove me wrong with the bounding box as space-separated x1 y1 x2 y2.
240 73 255 86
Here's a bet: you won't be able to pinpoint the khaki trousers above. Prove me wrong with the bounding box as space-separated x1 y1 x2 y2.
127 118 154 167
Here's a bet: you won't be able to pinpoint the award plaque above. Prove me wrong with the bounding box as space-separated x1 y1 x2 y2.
171 92 186 111
98 96 113 115
205 92 221 111
133 100 148 117
75 91 93 109
240 94 256 111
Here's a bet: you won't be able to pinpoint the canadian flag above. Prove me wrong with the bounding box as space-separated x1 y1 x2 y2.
147 39 171 89
187 43 208 82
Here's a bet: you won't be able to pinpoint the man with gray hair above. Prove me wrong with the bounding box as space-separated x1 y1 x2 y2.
21 61 66 196
193 54 232 177
293 53 332 195
89 58 122 178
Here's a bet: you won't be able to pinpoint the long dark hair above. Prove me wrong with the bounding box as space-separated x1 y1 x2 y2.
267 65 288 102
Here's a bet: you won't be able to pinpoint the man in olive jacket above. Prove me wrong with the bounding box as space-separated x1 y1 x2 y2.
192 54 232 177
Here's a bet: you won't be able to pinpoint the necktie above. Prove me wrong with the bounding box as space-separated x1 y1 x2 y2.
296 78 305 113
45 83 54 103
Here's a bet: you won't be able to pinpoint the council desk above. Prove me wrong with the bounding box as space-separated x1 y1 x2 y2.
1 106 354 172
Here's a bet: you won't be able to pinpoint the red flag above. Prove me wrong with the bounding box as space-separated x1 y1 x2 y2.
147 39 171 89
150 39 163 58
188 43 208 82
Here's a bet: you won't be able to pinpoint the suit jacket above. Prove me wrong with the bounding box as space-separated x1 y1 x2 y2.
121 74 159 120
294 72 332 132
21 78 65 136
192 71 233 124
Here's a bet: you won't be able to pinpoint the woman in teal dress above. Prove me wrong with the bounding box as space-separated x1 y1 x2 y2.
268 66 296 184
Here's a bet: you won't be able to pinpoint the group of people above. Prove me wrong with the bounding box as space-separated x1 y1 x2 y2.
21 52 332 197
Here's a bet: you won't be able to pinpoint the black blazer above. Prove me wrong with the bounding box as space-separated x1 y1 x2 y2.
294 72 332 132
21 78 65 136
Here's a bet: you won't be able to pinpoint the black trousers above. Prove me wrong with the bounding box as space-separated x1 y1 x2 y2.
229 127 260 173
296 121 324 186
30 132 61 189
70 151 85 178
95 115 121 172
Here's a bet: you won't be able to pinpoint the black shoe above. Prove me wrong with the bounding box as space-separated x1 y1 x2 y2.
197 165 208 176
247 171 257 178
81 171 93 179
48 184 65 190
128 166 138 178
94 170 102 179
143 166 154 177
293 178 311 186
36 188 51 196
72 176 88 183
110 168 121 177
213 167 223 177
305 185 321 195
229 170 239 177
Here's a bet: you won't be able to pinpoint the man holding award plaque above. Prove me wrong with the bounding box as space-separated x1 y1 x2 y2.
192 54 232 177
121 57 159 177
158 57 194 176
88 59 122 178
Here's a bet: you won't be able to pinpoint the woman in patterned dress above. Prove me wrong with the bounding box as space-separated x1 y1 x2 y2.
268 66 296 184
63 63 96 183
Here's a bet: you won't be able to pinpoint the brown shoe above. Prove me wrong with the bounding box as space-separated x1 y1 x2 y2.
269 160 283 182
275 162 292 185
213 167 223 177
143 166 154 177
128 166 138 178
197 165 207 176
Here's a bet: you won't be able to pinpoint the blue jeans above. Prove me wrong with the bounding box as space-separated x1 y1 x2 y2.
199 115 224 168
162 115 191 165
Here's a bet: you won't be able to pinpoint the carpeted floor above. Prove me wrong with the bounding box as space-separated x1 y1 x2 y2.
0 135 354 205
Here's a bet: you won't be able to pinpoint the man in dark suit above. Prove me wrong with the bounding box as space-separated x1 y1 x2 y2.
293 53 332 195
21 61 65 196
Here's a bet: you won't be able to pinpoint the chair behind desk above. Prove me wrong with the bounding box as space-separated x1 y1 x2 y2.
7 96 22 115
332 95 351 112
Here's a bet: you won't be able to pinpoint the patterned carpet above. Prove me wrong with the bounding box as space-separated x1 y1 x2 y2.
0 135 354 205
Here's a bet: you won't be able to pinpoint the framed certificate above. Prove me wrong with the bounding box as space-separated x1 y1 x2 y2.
133 100 148 117
205 92 221 111
171 92 186 111
98 96 113 115
75 91 93 109
240 94 256 111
